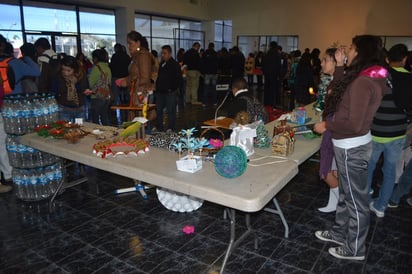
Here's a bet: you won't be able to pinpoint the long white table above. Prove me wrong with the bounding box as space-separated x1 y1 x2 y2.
20 106 321 273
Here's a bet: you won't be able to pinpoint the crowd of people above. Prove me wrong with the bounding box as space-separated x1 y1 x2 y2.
1 31 412 263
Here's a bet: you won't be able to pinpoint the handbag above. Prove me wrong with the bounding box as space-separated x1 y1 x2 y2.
94 64 113 101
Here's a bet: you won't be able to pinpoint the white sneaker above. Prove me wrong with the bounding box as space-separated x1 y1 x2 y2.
369 202 384 218
406 198 412 207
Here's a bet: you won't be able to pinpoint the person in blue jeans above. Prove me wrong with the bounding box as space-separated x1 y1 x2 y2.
389 158 412 207
201 43 218 107
368 44 412 218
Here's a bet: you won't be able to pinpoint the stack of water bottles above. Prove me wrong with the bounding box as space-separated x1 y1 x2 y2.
4 93 64 201
2 93 59 134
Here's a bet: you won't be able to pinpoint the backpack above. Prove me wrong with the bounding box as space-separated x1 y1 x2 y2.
93 64 113 101
240 96 269 123
0 57 16 95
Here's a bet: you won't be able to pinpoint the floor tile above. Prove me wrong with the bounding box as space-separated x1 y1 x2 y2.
312 249 364 274
270 241 322 271
119 237 174 273
150 252 209 274
93 257 145 274
178 234 227 265
258 259 310 274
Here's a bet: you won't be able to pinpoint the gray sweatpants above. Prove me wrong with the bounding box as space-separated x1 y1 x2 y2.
330 142 371 257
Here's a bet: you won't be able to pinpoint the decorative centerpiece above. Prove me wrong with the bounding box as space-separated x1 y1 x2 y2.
200 127 225 154
214 146 248 178
93 138 149 158
254 121 271 148
272 122 295 157
35 121 88 142
173 128 209 173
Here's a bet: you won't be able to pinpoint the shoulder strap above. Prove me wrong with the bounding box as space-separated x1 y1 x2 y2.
96 64 108 82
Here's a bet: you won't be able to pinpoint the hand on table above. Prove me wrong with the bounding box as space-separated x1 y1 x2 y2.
314 121 327 134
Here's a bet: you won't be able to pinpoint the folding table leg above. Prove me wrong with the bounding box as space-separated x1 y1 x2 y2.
263 197 289 238
220 209 256 274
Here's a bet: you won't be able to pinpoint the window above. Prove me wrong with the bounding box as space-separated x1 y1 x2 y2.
0 3 23 52
237 35 299 55
382 36 412 50
135 13 204 56
0 2 116 58
135 14 151 37
23 3 77 33
79 8 116 57
214 20 232 50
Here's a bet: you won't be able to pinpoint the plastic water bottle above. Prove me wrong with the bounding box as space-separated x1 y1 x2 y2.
6 135 19 167
2 98 12 134
29 172 39 201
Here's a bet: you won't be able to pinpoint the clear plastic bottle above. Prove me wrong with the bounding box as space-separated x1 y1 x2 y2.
6 135 16 167
29 171 39 201
2 98 12 134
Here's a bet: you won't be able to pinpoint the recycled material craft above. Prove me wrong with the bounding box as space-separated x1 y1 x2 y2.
214 145 248 178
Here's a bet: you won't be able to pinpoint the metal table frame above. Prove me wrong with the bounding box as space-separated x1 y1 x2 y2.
220 197 289 273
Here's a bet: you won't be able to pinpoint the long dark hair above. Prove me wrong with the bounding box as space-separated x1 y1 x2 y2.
323 35 385 116
127 30 149 50
61 55 84 80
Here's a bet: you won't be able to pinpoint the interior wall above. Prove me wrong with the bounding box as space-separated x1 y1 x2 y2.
208 0 412 52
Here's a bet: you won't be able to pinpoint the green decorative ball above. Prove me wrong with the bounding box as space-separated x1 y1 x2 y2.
214 146 248 179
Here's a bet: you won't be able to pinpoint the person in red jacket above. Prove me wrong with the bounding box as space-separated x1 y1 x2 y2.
314 35 387 261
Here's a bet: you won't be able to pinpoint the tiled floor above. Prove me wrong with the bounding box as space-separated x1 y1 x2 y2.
1 93 412 273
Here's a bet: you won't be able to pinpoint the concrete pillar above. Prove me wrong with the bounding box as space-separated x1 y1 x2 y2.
115 7 135 45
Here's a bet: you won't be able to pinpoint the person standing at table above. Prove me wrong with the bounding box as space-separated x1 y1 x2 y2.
110 43 131 106
155 45 182 132
183 42 202 105
52 55 92 122
201 43 219 107
89 49 112 125
316 48 339 213
116 31 153 107
314 35 387 260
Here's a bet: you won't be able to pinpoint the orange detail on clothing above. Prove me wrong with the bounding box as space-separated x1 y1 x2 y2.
0 57 13 94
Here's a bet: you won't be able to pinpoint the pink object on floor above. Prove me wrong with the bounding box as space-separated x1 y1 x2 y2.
182 225 195 234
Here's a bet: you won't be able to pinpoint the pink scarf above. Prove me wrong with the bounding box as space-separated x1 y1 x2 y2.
359 65 388 78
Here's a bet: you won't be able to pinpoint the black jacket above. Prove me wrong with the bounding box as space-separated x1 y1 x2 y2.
155 58 182 93
201 49 218 74
183 48 200 71
390 67 412 110
109 52 131 78
227 91 250 119
262 48 281 78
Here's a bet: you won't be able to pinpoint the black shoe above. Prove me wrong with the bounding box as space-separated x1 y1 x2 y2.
387 200 399 208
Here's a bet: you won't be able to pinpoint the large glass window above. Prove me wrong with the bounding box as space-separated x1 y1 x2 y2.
79 8 116 57
135 13 204 56
23 4 77 33
0 3 23 52
0 2 116 58
135 14 151 37
237 35 299 55
152 16 178 39
214 20 232 50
